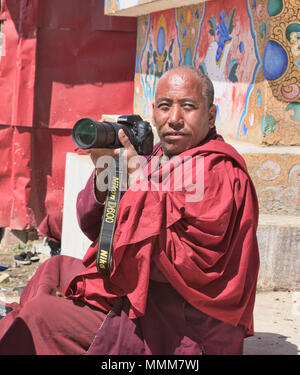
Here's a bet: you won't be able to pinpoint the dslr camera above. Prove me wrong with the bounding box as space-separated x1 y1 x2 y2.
72 115 153 155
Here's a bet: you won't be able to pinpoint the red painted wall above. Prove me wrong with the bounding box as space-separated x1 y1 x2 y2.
0 0 137 239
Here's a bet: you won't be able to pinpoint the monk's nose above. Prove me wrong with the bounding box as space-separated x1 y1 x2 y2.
168 105 183 128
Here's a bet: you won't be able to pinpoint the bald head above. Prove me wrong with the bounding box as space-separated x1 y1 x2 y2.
156 66 215 108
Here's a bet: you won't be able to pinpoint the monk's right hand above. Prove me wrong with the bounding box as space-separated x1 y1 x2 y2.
86 148 119 168
86 148 120 203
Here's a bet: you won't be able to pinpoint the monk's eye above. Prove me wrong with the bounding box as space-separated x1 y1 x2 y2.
158 103 170 111
183 103 196 110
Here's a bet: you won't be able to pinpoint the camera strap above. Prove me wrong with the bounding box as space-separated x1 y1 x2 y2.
96 150 124 274
95 145 161 274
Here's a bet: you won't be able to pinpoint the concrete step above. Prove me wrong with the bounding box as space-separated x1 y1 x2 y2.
257 214 300 290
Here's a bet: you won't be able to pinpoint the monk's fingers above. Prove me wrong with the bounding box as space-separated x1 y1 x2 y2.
118 129 146 184
87 148 119 166
86 148 118 158
118 129 137 157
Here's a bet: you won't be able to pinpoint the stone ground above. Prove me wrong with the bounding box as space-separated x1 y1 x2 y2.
0 242 299 355
244 290 300 355
0 242 49 303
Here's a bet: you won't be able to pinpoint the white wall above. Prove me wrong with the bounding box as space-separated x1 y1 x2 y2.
61 153 94 259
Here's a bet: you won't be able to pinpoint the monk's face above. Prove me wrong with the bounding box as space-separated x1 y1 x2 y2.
152 68 216 158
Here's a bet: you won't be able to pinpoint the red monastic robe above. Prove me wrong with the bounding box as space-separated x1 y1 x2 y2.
66 138 260 337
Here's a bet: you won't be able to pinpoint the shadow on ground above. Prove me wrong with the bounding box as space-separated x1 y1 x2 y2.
244 332 299 355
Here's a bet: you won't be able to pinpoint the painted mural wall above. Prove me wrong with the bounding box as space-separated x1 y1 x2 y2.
134 0 300 145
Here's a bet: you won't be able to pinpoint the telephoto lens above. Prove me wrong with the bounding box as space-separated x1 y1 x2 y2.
72 118 121 149
72 115 154 155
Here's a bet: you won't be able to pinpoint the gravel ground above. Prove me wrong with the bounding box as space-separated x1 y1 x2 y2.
0 244 49 302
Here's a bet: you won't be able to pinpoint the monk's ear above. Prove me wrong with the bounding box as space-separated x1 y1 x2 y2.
208 104 217 128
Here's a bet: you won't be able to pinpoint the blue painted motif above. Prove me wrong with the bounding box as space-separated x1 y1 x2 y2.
256 89 262 106
215 10 232 63
260 23 266 38
295 58 300 69
263 40 288 80
184 48 192 65
242 124 248 135
157 27 165 56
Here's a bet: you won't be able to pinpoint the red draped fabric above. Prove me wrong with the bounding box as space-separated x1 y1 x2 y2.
66 138 259 336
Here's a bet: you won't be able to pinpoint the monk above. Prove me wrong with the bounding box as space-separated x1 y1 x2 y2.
0 66 259 355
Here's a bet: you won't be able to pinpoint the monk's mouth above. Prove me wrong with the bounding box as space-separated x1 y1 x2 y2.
163 133 187 141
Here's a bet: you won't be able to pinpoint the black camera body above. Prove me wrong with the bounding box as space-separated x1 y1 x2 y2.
72 114 153 155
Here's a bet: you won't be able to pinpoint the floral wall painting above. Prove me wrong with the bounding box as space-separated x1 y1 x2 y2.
134 0 300 145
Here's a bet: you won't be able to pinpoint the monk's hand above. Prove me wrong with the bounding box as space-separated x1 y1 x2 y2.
118 129 145 187
86 148 119 203
86 148 119 170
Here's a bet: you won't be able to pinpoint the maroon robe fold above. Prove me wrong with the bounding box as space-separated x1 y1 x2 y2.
66 137 259 337
0 255 106 354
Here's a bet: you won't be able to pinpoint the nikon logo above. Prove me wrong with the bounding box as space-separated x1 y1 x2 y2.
98 249 108 269
109 176 119 201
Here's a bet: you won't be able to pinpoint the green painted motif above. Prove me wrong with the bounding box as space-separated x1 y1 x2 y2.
267 0 283 17
285 23 300 41
262 114 276 135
